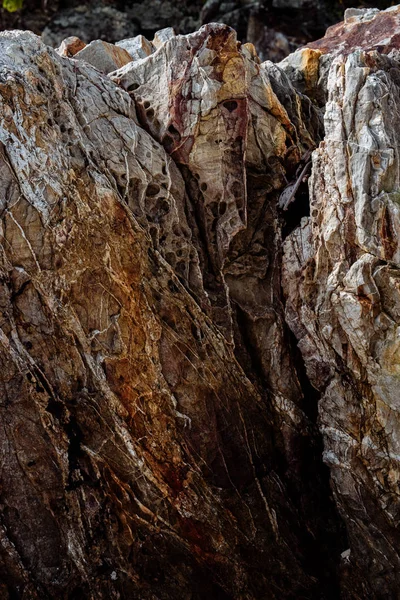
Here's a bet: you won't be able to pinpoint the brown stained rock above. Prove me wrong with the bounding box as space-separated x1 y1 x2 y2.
110 23 320 346
0 28 342 600
278 47 322 100
280 6 400 106
306 5 400 57
5 11 400 599
74 39 132 74
56 35 86 57
109 24 342 599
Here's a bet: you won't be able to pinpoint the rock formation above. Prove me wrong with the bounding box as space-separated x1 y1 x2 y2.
283 12 400 597
0 5 400 599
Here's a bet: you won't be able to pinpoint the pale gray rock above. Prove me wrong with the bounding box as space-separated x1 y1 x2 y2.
344 7 380 23
152 27 176 48
74 39 132 74
116 34 155 60
283 49 400 598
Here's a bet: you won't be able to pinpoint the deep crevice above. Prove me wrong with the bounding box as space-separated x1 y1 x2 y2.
280 298 350 599
65 415 84 491
281 178 310 240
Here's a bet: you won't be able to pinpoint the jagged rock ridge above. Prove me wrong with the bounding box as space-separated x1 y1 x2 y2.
0 6 399 599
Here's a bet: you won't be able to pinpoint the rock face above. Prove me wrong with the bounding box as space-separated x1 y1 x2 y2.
283 49 400 598
0 26 341 600
307 4 400 56
281 5 400 598
0 9 400 600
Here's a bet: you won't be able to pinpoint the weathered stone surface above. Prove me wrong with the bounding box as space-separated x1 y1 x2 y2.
4 7 400 599
280 5 400 106
0 26 344 600
152 27 176 48
56 35 86 57
306 4 400 57
116 34 154 60
74 39 132 74
283 48 400 599
279 47 322 100
110 24 321 343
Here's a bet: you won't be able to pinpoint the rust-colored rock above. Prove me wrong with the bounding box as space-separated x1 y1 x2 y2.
56 35 86 57
306 5 400 57
3 8 400 600
0 27 343 600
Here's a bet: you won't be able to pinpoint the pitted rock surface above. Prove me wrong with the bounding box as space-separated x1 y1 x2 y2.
1 10 400 600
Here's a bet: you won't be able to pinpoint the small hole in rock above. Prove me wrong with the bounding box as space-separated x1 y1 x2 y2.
231 181 242 197
144 101 150 109
146 108 155 118
149 226 158 245
209 202 218 217
168 279 178 293
146 183 160 197
200 182 207 192
127 82 139 92
163 134 173 146
160 200 170 214
168 124 181 138
223 100 238 112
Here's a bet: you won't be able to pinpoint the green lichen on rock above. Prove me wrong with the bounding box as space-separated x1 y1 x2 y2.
2 0 23 12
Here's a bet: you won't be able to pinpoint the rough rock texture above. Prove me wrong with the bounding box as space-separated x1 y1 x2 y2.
2 8 400 600
307 4 400 56
57 36 86 58
0 25 345 600
283 47 400 598
74 40 132 74
281 4 400 105
116 35 154 61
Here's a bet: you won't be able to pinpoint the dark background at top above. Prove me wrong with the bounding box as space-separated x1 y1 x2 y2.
0 0 397 60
